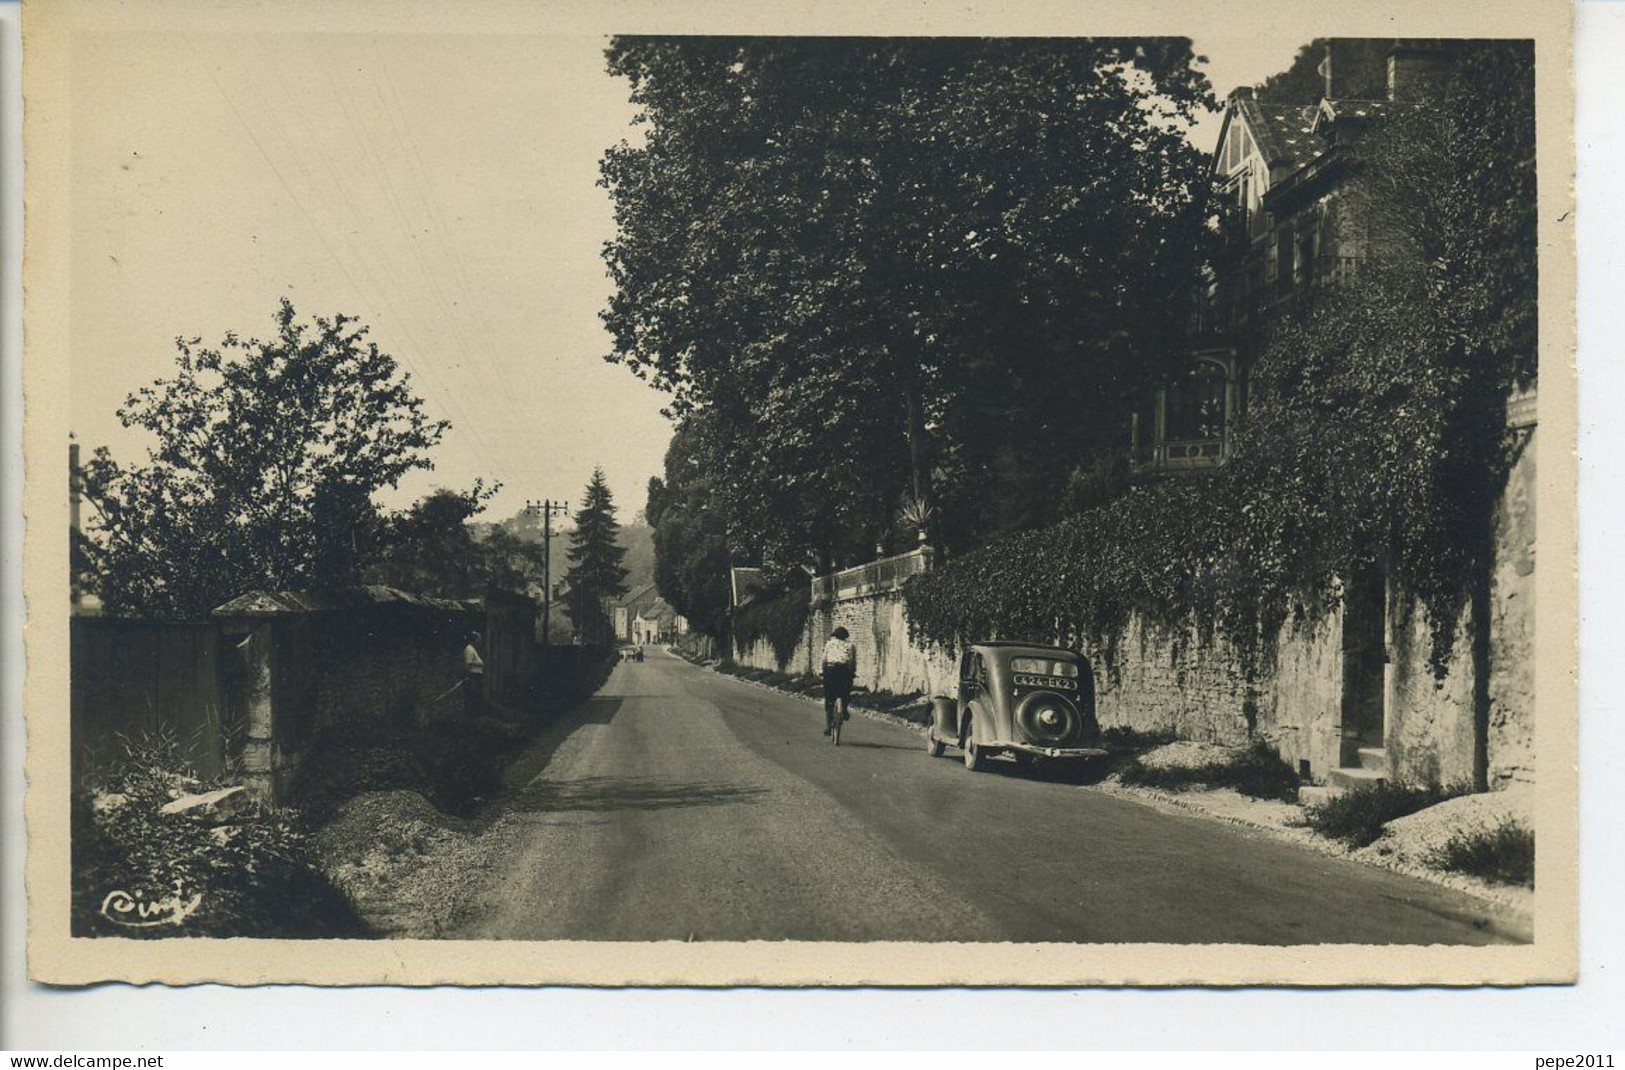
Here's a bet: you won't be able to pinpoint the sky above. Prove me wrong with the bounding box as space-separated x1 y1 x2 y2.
69 30 1314 527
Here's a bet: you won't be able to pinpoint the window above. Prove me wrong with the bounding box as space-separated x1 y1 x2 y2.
1164 360 1229 442
1265 236 1279 282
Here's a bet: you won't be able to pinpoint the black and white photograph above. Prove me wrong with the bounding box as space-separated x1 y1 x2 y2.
20 0 1575 987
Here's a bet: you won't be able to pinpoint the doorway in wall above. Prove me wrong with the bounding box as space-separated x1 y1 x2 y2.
1340 566 1388 767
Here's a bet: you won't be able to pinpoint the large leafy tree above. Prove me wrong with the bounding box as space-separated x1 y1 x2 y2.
563 468 630 643
601 37 1214 563
80 300 452 618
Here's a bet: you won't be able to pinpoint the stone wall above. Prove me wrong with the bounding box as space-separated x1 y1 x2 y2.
1487 419 1537 787
780 417 1538 789
216 588 480 800
1075 613 1346 778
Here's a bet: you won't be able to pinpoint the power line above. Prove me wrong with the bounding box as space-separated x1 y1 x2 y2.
192 37 519 491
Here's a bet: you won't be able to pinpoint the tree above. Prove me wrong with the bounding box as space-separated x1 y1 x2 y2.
479 527 551 596
80 300 452 618
600 37 1215 562
364 485 484 598
644 416 733 641
563 468 630 644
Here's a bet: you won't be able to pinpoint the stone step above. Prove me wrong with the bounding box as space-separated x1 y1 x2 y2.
1298 784 1340 807
1357 746 1389 774
1327 765 1388 793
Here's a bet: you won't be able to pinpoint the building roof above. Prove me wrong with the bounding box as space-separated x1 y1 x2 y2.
614 583 659 611
730 566 767 608
213 585 479 618
1236 99 1323 171
637 597 673 621
1315 98 1392 128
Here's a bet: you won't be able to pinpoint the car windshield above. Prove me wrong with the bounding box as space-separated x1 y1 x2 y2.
1009 656 1079 678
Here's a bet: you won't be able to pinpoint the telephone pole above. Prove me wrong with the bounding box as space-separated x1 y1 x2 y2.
525 498 571 645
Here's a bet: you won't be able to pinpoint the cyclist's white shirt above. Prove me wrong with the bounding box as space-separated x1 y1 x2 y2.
822 637 856 669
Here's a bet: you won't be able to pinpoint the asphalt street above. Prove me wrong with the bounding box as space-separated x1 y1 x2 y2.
456 648 1523 944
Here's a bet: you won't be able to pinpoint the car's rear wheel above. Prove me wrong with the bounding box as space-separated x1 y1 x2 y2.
962 717 985 772
925 728 945 757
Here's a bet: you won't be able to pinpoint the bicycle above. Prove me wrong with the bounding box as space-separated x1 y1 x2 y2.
823 669 853 746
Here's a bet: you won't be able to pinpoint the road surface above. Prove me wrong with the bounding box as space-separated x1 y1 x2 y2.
454 648 1522 944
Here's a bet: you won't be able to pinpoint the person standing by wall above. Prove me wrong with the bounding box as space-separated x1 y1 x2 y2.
463 630 485 719
821 626 857 736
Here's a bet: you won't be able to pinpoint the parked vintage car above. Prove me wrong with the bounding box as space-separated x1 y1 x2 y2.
926 642 1106 771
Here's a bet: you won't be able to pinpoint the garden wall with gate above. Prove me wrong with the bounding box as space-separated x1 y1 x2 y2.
71 585 600 803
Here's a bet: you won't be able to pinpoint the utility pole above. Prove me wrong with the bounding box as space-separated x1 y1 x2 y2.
525 498 570 645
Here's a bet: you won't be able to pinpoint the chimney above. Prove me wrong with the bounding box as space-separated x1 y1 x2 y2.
1319 42 1334 100
1387 46 1453 102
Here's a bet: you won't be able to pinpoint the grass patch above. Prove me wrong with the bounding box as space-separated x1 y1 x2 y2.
1118 741 1301 802
1303 781 1468 847
1429 819 1535 887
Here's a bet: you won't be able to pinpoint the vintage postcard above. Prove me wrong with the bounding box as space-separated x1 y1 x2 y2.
23 0 1577 986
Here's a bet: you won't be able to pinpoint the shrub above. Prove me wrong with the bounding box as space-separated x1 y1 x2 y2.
1429 819 1535 887
73 730 361 938
733 587 810 668
1101 726 1178 753
1304 781 1467 847
294 647 614 823
1118 740 1300 802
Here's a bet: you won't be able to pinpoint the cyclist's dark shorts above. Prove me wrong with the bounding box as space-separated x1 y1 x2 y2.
822 664 855 698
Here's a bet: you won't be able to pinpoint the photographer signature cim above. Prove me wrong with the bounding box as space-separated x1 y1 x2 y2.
99 888 203 928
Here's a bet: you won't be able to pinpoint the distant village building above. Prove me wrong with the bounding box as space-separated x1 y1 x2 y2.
631 598 685 645
611 583 661 643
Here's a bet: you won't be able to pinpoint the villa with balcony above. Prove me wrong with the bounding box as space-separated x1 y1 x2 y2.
1131 44 1451 478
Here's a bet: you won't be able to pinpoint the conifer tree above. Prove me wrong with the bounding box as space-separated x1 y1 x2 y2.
563 467 630 644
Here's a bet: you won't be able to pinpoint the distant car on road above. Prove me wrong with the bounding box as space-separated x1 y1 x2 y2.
927 642 1106 771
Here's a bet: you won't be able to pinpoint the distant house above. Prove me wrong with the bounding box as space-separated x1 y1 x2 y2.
631 598 685 645
611 583 661 642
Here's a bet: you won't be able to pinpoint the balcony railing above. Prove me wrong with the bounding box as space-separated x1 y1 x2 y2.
811 546 935 604
1130 436 1229 477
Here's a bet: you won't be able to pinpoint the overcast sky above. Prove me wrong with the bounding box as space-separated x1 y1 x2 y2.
69 31 1311 525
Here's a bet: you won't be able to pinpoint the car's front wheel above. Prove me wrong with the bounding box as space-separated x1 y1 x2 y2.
925 728 945 757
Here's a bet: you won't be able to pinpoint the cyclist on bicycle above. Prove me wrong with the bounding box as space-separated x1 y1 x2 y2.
821 626 857 736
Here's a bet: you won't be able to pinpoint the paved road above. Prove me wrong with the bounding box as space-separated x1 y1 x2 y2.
456 648 1522 944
